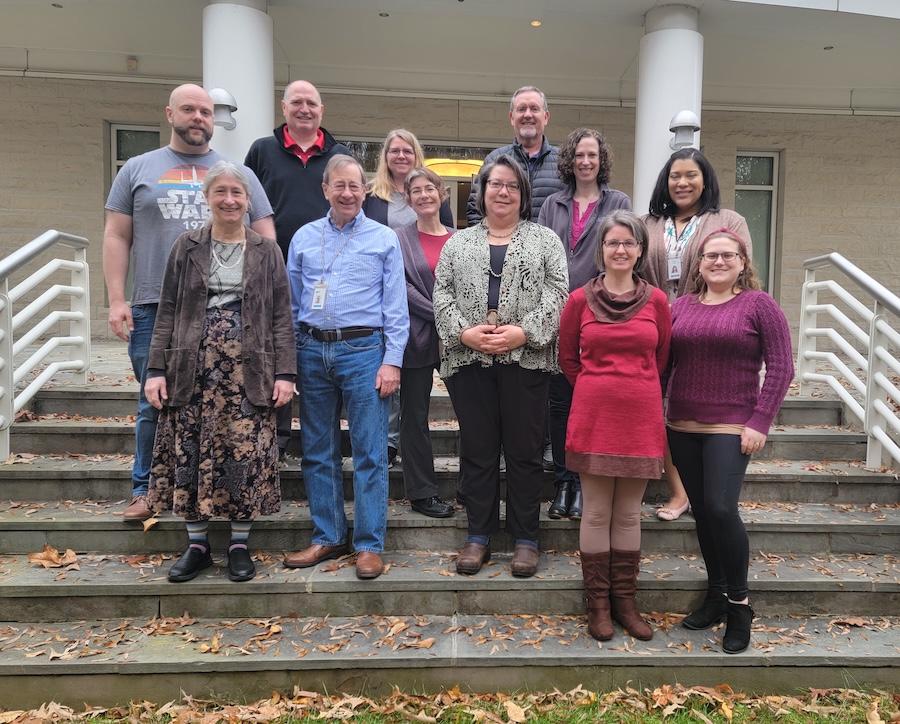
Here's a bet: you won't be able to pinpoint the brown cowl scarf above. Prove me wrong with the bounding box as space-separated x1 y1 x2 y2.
583 273 654 324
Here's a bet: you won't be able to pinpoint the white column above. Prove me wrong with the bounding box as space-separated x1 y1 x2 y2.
202 0 274 163
632 4 703 214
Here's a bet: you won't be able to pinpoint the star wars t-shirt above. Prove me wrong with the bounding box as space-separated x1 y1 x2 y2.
105 146 273 305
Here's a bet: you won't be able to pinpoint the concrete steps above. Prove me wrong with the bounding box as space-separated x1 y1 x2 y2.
1 500 897 557
2 550 897 622
1 455 896 505
1 359 897 706
1 612 897 710
5 419 874 463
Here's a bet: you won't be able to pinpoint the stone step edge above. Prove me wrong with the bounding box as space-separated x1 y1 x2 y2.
0 612 895 677
2 501 897 533
0 455 890 482
3 551 896 596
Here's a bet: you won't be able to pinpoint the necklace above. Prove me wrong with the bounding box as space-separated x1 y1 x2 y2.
211 239 245 269
484 221 518 238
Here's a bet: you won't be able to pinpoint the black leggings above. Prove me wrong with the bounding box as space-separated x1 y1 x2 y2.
667 430 751 601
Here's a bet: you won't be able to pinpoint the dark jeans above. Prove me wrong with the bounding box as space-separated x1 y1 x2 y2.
548 373 580 491
445 362 550 542
667 429 751 601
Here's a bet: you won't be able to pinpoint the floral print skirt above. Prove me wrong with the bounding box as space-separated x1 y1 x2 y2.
148 307 281 520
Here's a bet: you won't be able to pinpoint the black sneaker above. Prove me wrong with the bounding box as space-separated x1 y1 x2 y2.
388 446 398 469
411 496 455 518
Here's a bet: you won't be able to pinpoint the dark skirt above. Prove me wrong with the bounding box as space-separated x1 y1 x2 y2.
148 307 281 520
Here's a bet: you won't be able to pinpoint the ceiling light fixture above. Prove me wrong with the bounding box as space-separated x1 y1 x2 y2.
531 0 547 28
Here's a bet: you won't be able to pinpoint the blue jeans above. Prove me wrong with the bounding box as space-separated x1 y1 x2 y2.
297 329 389 553
128 303 159 496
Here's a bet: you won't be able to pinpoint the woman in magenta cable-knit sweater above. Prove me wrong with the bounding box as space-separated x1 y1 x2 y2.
665 228 793 654
559 210 671 642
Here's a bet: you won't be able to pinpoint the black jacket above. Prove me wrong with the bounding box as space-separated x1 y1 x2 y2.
466 136 564 225
244 124 351 259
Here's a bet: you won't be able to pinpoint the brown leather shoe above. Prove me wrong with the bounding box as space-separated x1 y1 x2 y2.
510 544 539 578
123 495 152 521
355 551 384 580
456 542 490 575
283 543 349 569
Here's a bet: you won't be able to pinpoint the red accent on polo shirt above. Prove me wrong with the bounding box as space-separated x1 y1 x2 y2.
283 127 324 164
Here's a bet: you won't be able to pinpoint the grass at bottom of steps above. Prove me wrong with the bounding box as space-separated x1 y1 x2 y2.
3 684 895 723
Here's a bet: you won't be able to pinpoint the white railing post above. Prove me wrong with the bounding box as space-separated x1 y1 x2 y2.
69 245 90 384
0 287 12 460
796 266 818 395
864 304 888 468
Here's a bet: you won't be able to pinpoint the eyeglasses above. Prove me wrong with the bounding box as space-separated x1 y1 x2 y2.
700 251 742 263
328 182 364 193
409 184 440 197
387 148 415 157
486 180 521 193
603 239 639 249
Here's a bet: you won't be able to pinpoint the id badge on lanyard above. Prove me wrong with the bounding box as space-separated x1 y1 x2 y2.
311 282 327 310
667 255 682 281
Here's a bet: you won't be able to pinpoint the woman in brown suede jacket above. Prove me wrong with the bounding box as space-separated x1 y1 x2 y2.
144 161 295 584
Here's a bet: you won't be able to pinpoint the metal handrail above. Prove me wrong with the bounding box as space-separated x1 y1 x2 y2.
797 252 900 469
0 230 91 459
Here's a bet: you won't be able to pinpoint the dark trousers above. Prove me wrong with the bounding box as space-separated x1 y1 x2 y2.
548 373 580 491
399 365 440 501
445 362 550 542
667 429 751 601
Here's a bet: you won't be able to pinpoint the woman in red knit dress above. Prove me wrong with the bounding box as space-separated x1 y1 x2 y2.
558 210 671 641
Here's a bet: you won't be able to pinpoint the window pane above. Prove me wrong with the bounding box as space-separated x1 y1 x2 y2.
116 129 160 162
735 189 772 291
736 156 773 186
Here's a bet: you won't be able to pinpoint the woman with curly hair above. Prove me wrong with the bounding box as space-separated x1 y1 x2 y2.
665 228 792 653
537 128 631 520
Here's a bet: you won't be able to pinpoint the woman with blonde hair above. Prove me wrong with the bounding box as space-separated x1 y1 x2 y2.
363 129 454 466
363 128 455 230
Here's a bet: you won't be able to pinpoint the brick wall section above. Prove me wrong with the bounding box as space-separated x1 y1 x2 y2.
2 78 898 341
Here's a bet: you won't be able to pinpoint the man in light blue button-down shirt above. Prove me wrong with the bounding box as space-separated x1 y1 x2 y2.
284 155 409 580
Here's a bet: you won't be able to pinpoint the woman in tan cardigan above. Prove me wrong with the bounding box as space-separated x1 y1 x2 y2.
640 148 752 522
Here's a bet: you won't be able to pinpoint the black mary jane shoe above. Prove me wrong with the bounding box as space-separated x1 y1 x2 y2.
168 545 213 583
227 545 256 582
548 481 573 519
722 601 754 653
568 488 583 520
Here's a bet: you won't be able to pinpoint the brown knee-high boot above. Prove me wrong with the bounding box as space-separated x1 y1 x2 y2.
609 549 653 641
580 550 613 641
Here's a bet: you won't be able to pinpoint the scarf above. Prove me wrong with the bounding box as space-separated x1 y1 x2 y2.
583 273 653 324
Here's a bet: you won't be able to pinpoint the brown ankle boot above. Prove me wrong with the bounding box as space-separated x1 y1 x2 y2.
580 550 613 641
609 549 653 641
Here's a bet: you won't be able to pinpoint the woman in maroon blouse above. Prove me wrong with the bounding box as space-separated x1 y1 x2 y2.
666 228 793 653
